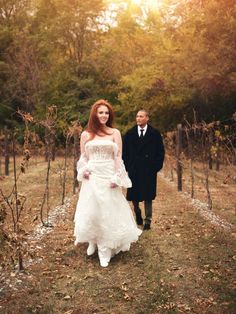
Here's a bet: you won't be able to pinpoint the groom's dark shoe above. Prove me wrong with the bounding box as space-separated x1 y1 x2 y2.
143 223 151 231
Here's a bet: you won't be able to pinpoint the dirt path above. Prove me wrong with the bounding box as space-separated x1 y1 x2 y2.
0 175 235 314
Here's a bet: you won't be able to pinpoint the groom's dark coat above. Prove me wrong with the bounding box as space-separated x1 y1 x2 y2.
123 125 165 201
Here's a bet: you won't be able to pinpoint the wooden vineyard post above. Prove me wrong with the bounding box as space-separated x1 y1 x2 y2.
73 126 81 194
208 129 213 170
4 126 10 176
216 135 220 171
176 124 183 191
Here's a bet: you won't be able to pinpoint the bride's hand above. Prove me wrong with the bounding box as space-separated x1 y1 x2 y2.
110 182 118 189
83 171 90 179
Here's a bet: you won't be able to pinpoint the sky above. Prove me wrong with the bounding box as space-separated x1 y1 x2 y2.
131 0 163 9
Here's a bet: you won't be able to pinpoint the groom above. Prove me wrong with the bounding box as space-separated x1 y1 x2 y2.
123 110 165 230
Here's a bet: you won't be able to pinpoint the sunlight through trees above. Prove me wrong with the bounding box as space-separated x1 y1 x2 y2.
0 0 235 133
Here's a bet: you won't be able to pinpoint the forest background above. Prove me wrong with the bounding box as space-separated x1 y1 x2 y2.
0 0 235 137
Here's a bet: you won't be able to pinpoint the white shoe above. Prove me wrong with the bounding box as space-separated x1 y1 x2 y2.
100 260 109 267
98 246 111 268
87 242 96 256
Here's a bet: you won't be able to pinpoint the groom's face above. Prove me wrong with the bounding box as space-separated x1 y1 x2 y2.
136 111 149 128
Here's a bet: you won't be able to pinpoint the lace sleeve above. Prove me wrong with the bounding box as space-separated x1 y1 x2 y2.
76 152 90 182
111 156 132 188
76 131 91 182
110 129 132 188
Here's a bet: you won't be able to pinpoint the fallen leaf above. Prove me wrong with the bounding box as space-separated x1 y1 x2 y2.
124 293 131 300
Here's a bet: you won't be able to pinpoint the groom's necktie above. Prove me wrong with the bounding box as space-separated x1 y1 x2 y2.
140 129 144 138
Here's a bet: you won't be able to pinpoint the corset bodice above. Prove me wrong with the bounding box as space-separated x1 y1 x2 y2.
85 140 117 161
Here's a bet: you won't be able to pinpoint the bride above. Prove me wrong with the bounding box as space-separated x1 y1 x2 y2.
74 99 142 267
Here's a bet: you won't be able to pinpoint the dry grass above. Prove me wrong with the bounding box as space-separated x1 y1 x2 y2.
0 157 235 314
163 157 236 225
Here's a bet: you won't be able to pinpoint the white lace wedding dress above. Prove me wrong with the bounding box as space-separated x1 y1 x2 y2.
74 139 142 263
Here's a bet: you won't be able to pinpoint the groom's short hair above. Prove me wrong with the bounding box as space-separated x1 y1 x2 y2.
137 109 149 117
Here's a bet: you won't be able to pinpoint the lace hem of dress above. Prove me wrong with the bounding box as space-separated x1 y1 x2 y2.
74 230 141 249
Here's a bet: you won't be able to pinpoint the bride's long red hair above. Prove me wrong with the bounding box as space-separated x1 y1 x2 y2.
86 99 114 140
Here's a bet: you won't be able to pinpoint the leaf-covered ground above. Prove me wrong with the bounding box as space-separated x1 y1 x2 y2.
0 160 235 314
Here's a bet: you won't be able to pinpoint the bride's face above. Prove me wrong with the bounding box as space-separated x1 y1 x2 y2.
97 105 109 125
